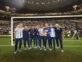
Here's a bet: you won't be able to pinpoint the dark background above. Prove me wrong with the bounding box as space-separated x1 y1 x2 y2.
0 0 82 13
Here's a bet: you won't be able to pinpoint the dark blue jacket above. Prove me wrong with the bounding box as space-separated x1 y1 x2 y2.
23 29 29 40
54 27 62 38
29 29 34 38
34 28 39 36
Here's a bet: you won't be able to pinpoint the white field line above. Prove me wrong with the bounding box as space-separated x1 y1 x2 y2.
64 45 82 47
63 40 82 41
0 45 82 47
0 45 11 46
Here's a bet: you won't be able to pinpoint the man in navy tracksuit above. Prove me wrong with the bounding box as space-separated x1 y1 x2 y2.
34 25 39 48
43 23 51 51
29 26 35 49
54 24 64 52
23 25 30 50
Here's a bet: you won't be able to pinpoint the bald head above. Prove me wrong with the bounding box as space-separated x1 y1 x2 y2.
55 24 60 28
45 23 49 28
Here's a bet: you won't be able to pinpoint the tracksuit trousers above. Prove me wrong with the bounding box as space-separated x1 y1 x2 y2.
23 39 30 48
15 38 22 51
56 36 63 49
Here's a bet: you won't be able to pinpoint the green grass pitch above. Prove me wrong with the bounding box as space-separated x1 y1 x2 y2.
0 37 82 62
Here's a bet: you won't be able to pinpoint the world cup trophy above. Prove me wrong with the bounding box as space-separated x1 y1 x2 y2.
43 30 48 36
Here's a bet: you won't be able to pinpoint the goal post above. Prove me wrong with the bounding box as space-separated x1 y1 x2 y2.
11 15 82 46
11 17 14 46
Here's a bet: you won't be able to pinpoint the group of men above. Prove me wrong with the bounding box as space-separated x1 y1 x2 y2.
14 23 64 54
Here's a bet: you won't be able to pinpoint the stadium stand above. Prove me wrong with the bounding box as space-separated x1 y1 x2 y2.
0 21 11 35
13 18 82 37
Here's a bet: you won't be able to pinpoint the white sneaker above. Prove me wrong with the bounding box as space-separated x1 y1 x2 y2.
44 48 46 51
40 48 42 50
44 47 46 49
24 48 27 50
18 50 22 52
61 50 64 53
34 46 37 48
14 51 17 54
28 47 31 50
56 46 60 49
49 48 52 51
38 46 40 48
28 47 32 50
30 47 32 49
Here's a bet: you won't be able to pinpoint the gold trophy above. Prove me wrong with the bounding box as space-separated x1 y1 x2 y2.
43 30 48 36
